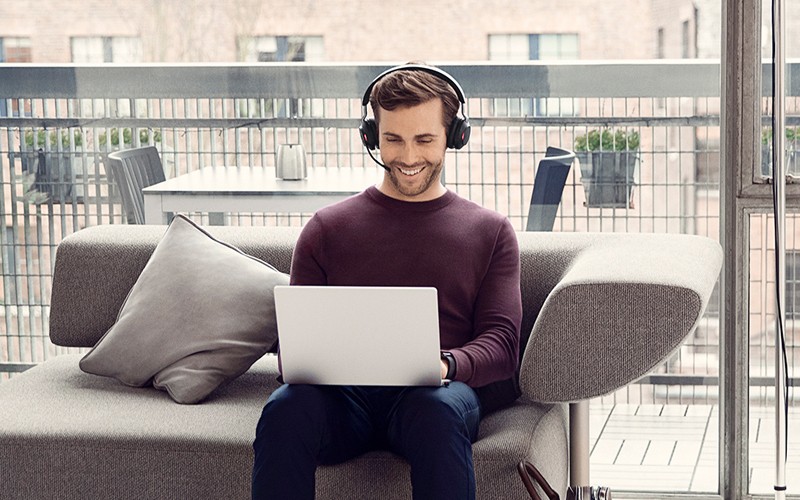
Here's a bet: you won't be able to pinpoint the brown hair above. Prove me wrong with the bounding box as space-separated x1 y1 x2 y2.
369 65 460 130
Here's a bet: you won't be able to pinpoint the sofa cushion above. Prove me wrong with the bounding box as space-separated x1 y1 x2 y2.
79 215 288 404
0 353 282 500
0 354 567 500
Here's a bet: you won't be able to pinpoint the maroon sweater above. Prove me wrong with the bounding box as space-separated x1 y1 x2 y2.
289 186 522 389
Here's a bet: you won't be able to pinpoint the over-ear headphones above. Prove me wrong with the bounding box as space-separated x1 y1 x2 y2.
359 64 471 151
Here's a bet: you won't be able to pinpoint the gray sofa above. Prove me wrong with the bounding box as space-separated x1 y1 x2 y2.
0 224 722 499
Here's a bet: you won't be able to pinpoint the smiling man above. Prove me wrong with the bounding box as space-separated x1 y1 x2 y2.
252 64 522 500
376 97 448 201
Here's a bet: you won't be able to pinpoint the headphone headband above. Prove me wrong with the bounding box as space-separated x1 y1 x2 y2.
360 64 467 107
358 63 471 152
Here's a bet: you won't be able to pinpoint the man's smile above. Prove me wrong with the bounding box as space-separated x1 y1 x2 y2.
398 165 424 176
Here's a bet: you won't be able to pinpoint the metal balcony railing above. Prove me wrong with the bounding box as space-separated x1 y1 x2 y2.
0 61 791 409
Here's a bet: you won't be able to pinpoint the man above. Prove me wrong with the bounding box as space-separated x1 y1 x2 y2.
252 64 522 500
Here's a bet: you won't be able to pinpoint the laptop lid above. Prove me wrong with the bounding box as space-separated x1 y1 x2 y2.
274 285 443 386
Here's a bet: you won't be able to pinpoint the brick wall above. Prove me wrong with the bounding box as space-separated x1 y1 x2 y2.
1 0 660 63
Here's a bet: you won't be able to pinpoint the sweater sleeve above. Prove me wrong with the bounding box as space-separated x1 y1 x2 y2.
449 220 522 387
289 215 328 286
277 215 327 379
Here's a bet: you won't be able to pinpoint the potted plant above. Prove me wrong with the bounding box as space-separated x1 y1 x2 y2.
574 129 640 208
761 127 799 177
21 128 84 203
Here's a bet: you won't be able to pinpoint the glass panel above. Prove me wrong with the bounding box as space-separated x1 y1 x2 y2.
301 36 325 62
0 2 728 496
760 1 800 181
70 36 104 63
748 0 800 494
750 1 800 494
487 34 528 60
789 0 800 183
748 213 800 494
539 34 579 59
110 37 142 63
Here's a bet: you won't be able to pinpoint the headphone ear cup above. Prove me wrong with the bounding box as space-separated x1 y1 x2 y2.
447 118 471 150
359 118 379 150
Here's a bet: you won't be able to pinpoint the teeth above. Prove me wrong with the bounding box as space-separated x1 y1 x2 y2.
400 167 422 176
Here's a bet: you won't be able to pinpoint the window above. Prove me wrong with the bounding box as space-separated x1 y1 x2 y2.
71 36 142 63
237 36 324 118
1 37 32 117
488 33 578 117
0 37 32 62
238 36 324 63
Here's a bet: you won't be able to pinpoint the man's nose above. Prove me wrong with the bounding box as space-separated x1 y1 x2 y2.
397 143 422 164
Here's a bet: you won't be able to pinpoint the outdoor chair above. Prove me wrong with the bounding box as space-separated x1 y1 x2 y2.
526 146 576 231
107 146 166 224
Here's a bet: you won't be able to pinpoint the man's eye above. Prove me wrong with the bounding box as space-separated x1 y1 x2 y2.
385 137 400 143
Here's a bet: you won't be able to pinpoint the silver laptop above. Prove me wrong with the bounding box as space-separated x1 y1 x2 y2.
274 285 444 386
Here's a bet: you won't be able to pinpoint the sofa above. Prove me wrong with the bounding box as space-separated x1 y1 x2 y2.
0 221 722 500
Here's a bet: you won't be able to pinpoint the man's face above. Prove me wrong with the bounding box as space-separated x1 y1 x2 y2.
377 99 447 202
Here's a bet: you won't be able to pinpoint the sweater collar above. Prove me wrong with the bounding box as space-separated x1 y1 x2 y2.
365 185 457 212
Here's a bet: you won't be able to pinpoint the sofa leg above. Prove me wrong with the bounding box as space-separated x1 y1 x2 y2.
569 400 590 486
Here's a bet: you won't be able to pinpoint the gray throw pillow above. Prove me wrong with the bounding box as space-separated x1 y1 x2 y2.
79 214 288 404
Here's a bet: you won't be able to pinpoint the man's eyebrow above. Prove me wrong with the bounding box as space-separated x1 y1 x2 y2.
381 132 438 139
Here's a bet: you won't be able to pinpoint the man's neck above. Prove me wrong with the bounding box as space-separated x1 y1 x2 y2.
375 180 448 202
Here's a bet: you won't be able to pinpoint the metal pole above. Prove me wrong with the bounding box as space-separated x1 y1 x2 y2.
772 0 787 498
569 401 590 486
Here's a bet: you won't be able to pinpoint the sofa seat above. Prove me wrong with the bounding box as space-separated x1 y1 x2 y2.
0 353 566 500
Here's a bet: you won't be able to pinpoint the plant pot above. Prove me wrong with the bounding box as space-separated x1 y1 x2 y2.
20 148 85 203
577 151 639 208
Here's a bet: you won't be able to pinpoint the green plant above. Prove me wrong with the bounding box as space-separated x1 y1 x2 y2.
98 128 161 147
574 129 640 152
762 127 800 145
24 129 83 149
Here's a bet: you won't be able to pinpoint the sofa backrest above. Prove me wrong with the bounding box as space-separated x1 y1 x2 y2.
49 224 580 350
49 224 299 348
49 224 722 403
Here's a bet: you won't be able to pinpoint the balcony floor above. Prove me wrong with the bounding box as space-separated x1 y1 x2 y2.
591 403 800 495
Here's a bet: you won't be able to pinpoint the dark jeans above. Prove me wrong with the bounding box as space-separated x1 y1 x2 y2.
252 382 482 500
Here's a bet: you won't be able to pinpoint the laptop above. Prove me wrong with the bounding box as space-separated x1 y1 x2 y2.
274 285 445 386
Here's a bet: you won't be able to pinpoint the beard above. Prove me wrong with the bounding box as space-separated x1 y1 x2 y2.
385 158 444 199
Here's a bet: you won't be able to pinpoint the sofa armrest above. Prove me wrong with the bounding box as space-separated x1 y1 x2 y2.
518 233 722 403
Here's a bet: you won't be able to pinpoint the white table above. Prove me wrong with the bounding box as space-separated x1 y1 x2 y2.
143 166 384 224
